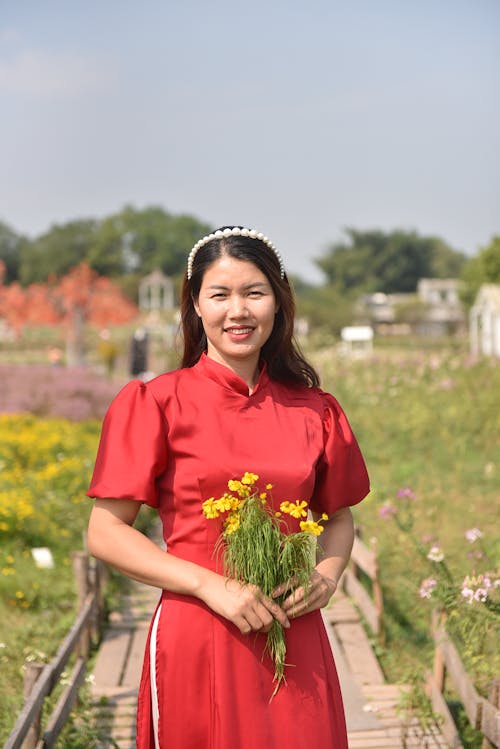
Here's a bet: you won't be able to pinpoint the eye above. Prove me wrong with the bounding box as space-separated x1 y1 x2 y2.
210 292 227 299
248 290 264 298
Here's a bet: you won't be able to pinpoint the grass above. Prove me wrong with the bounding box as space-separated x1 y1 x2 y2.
314 341 499 727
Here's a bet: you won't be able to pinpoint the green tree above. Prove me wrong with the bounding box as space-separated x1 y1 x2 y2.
87 205 213 278
19 219 99 283
0 221 24 283
316 229 465 294
460 236 500 307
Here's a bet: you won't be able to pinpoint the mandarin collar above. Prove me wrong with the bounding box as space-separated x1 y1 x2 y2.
194 353 269 396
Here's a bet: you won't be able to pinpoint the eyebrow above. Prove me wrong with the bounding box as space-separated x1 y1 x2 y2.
206 282 269 291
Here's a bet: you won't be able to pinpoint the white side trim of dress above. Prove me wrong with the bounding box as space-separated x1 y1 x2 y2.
150 602 162 749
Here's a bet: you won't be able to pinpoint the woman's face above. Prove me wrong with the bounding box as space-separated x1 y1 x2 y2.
193 255 278 371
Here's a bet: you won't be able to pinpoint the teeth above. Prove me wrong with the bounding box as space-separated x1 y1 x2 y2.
227 328 253 334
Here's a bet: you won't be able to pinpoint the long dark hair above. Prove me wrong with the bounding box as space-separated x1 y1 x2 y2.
180 227 320 388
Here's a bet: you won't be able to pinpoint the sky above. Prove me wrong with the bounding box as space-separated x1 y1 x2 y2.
1 0 499 282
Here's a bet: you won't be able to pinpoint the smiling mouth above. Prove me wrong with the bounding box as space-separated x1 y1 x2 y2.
225 327 255 335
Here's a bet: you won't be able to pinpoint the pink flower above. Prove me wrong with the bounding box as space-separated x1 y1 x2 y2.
396 488 416 500
461 586 474 604
379 503 397 519
465 528 483 543
419 578 437 599
474 588 488 603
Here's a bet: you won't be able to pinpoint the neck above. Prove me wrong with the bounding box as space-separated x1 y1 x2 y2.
205 351 260 392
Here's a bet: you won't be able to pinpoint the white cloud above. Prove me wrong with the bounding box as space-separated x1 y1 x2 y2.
0 49 116 97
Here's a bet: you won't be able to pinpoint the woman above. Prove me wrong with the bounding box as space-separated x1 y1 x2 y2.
87 226 370 748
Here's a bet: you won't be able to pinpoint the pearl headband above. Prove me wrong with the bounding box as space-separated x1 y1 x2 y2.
187 227 285 280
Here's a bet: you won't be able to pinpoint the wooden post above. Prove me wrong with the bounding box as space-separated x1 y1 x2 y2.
431 610 446 694
72 551 90 658
482 679 500 749
20 662 45 749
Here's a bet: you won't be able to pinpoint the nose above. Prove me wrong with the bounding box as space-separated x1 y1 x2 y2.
228 294 249 318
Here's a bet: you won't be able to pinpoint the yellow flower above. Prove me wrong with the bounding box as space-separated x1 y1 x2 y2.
275 511 282 517
202 498 220 519
15 590 24 598
2 567 14 576
259 492 267 500
214 494 238 512
322 513 329 521
280 500 308 519
227 480 250 498
224 512 240 535
266 483 273 490
300 520 324 536
241 472 259 485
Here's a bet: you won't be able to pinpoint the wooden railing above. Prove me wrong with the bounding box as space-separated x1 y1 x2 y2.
341 530 384 636
426 611 500 749
3 551 106 749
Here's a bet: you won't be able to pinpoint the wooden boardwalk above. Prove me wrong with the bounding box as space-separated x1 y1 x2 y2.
90 582 450 748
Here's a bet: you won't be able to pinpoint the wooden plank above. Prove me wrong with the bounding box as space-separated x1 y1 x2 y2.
42 658 87 748
3 666 53 749
479 696 500 748
437 630 482 727
92 628 132 691
122 626 148 687
351 535 377 579
426 670 464 748
343 569 379 634
335 622 385 685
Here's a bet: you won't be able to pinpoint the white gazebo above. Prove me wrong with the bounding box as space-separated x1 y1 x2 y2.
138 269 174 312
469 284 500 358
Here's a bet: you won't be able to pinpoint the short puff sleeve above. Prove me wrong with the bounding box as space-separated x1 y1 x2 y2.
310 392 370 516
87 380 168 507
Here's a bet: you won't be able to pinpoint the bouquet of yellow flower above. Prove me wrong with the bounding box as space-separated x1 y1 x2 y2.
202 471 327 693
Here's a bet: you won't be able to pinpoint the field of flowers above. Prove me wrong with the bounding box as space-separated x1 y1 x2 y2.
316 345 500 706
0 413 106 741
0 344 498 745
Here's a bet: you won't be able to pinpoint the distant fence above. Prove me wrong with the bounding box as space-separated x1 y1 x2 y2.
426 611 500 749
3 552 106 749
341 529 384 636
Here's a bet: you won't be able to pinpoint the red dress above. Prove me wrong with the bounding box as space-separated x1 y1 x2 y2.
88 354 369 749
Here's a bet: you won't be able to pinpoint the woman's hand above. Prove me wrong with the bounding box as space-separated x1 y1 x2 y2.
272 570 337 619
199 575 290 635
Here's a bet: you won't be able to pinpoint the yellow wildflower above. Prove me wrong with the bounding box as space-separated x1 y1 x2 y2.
241 472 259 485
275 512 282 517
300 520 324 536
15 590 24 598
202 498 220 519
259 492 267 500
266 483 273 490
280 500 308 519
214 494 238 512
322 513 329 521
227 480 250 498
224 512 240 535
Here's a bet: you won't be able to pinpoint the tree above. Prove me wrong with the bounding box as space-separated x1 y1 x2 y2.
19 219 99 284
0 220 24 282
460 236 500 307
316 229 465 294
16 206 213 283
0 263 138 357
